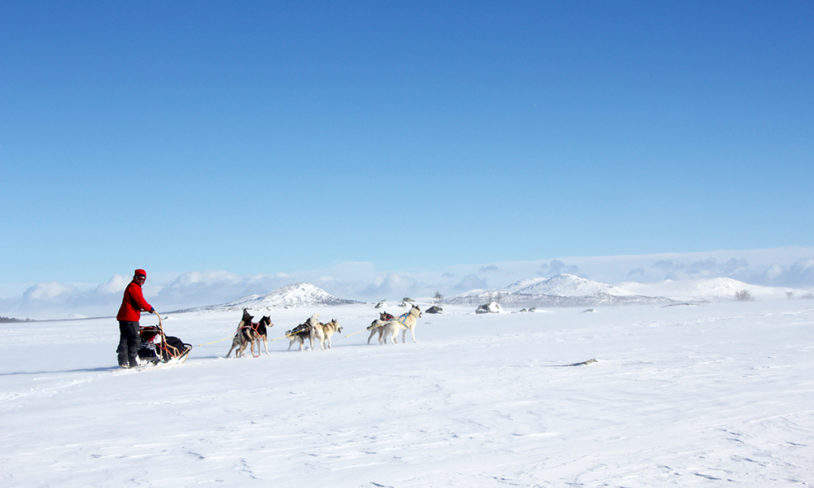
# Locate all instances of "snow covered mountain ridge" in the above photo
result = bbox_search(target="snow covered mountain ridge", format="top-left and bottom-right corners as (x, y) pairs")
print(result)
(450, 273), (809, 308)
(188, 282), (360, 312)
(504, 273), (632, 296)
(190, 275), (810, 313)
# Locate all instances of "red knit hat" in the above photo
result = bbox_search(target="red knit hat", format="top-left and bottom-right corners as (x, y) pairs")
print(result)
(135, 269), (147, 277)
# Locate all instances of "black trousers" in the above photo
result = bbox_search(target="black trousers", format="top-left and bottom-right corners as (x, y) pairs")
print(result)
(117, 321), (141, 367)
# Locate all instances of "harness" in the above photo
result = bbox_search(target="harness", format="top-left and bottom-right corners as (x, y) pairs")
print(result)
(240, 321), (259, 331)
(238, 320), (264, 339)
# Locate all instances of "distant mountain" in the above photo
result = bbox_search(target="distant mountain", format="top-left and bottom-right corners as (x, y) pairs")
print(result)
(504, 273), (632, 296)
(186, 283), (360, 311)
(447, 291), (671, 308)
(618, 277), (804, 300)
(450, 273), (810, 309)
(450, 273), (672, 308)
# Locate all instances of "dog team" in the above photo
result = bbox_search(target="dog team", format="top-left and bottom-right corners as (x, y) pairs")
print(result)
(225, 304), (422, 357)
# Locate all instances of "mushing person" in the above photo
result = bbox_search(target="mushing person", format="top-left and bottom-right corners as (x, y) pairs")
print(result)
(116, 268), (155, 368)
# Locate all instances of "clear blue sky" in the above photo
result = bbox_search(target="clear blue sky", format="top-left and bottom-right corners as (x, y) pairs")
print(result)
(1, 0), (812, 287)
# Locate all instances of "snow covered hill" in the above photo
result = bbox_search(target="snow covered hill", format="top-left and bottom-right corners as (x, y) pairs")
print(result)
(448, 291), (671, 308)
(450, 273), (672, 308)
(188, 282), (360, 311)
(619, 277), (806, 301)
(505, 273), (632, 296)
(450, 273), (811, 308)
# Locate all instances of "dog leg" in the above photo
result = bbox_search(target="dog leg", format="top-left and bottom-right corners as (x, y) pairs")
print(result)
(226, 334), (240, 358)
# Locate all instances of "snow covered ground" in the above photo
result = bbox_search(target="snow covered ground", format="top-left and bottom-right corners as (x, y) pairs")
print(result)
(1, 299), (813, 487)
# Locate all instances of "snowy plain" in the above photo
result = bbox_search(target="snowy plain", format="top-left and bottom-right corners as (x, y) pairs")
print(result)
(1, 297), (813, 487)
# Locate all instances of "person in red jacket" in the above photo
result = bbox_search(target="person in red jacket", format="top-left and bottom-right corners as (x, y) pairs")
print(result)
(116, 268), (155, 368)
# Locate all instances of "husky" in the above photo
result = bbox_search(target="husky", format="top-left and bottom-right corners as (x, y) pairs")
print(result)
(226, 311), (272, 358)
(368, 319), (406, 344)
(226, 309), (253, 358)
(309, 313), (325, 350)
(398, 305), (422, 343)
(369, 305), (422, 344)
(251, 315), (273, 356)
(285, 321), (311, 351)
(367, 311), (395, 344)
(367, 306), (421, 345)
(318, 319), (342, 349)
(367, 319), (385, 344)
(285, 313), (321, 351)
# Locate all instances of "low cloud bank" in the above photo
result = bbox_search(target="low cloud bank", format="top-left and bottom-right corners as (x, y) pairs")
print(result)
(2, 248), (812, 320)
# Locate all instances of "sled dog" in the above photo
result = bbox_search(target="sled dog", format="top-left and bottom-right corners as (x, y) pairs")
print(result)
(398, 305), (422, 343)
(367, 306), (421, 345)
(251, 315), (273, 356)
(318, 319), (342, 349)
(285, 321), (311, 351)
(226, 309), (253, 358)
(377, 318), (406, 344)
(367, 312), (395, 344)
(309, 313), (325, 350)
(226, 310), (272, 358)
(285, 314), (322, 351)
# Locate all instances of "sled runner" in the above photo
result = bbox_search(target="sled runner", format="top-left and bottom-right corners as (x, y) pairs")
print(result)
(137, 312), (192, 366)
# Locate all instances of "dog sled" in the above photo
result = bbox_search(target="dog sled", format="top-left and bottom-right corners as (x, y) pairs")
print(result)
(137, 312), (192, 366)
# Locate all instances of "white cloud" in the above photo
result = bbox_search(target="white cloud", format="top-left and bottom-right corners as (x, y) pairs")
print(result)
(2, 248), (813, 319)
(23, 282), (77, 301)
(95, 275), (129, 294)
(361, 273), (418, 298)
(537, 259), (581, 277)
(168, 270), (242, 287)
(452, 274), (489, 293)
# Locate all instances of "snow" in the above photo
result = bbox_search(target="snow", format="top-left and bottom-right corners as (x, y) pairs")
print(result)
(449, 274), (813, 309)
(476, 301), (503, 314)
(215, 282), (359, 310)
(2, 297), (813, 486)
(504, 274), (630, 297)
(620, 277), (802, 301)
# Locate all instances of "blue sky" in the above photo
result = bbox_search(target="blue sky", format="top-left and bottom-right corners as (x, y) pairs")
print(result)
(1, 1), (813, 294)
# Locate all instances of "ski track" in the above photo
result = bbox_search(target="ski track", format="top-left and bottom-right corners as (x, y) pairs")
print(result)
(0, 301), (813, 486)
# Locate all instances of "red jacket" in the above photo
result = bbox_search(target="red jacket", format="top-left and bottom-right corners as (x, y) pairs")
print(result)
(116, 280), (153, 321)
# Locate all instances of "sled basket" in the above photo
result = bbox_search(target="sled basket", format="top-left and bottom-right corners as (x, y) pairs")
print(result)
(137, 313), (192, 365)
